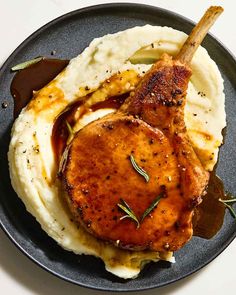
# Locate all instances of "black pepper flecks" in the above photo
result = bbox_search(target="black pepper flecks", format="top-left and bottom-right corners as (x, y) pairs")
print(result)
(165, 100), (174, 107)
(81, 188), (89, 195)
(149, 138), (154, 144)
(33, 146), (40, 153)
(171, 89), (182, 98)
(165, 230), (170, 236)
(197, 91), (206, 97)
(177, 99), (183, 106)
(175, 221), (181, 229)
(102, 123), (114, 130)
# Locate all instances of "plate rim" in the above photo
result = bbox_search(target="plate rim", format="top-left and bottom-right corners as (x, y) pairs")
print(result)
(0, 2), (236, 292)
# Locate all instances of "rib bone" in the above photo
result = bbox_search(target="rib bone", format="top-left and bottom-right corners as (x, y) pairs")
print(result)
(176, 6), (223, 64)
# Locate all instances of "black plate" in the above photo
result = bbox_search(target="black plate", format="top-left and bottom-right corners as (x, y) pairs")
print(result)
(0, 3), (236, 292)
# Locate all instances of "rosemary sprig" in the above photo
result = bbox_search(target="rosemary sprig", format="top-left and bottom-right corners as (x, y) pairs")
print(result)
(65, 120), (74, 144)
(11, 57), (43, 71)
(141, 193), (163, 222)
(130, 154), (149, 182)
(224, 203), (236, 219)
(66, 120), (73, 134)
(219, 198), (236, 203)
(117, 199), (140, 228)
(219, 197), (236, 219)
(118, 193), (164, 228)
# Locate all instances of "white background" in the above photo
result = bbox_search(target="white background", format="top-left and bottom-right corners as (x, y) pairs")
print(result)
(0, 0), (235, 294)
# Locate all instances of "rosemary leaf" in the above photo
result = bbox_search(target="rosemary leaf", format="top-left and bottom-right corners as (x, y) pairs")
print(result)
(117, 199), (140, 228)
(129, 47), (160, 65)
(65, 120), (74, 144)
(225, 203), (236, 219)
(130, 154), (149, 182)
(219, 198), (236, 219)
(141, 193), (163, 222)
(66, 120), (73, 134)
(219, 198), (236, 203)
(11, 57), (43, 71)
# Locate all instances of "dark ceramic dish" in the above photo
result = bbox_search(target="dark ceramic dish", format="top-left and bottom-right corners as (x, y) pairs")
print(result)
(0, 3), (235, 292)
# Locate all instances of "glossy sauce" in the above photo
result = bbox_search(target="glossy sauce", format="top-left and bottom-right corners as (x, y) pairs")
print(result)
(10, 58), (69, 118)
(51, 93), (129, 163)
(193, 172), (226, 239)
(91, 93), (129, 111)
(51, 100), (84, 164)
(10, 58), (227, 240)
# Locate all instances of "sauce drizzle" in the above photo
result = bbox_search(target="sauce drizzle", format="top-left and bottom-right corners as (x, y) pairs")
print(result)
(10, 58), (69, 118)
(193, 172), (226, 239)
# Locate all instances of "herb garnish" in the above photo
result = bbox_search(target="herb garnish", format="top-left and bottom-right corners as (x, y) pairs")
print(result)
(117, 199), (140, 228)
(11, 57), (43, 71)
(219, 197), (236, 219)
(141, 193), (164, 222)
(130, 154), (149, 182)
(65, 120), (74, 144)
(118, 193), (164, 228)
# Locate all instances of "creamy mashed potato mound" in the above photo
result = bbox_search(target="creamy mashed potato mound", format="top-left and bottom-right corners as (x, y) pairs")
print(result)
(8, 25), (226, 279)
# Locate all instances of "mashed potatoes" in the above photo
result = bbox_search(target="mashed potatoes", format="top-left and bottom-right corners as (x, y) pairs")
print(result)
(8, 25), (226, 279)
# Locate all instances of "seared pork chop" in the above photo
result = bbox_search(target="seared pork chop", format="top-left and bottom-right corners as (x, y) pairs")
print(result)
(61, 6), (223, 252)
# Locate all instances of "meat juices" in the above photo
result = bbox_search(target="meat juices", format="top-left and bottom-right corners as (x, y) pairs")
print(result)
(61, 7), (223, 252)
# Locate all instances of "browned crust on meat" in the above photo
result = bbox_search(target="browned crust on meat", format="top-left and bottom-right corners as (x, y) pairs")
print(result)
(122, 54), (191, 133)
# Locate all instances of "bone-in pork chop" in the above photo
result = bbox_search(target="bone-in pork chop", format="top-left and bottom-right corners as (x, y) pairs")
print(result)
(61, 6), (223, 252)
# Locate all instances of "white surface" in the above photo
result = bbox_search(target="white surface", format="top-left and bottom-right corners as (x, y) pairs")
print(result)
(0, 0), (235, 294)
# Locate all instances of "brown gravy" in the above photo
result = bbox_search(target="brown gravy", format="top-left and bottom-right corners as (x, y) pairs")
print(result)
(10, 58), (69, 118)
(51, 94), (129, 163)
(193, 172), (226, 239)
(91, 93), (129, 111)
(51, 100), (84, 164)
(10, 58), (227, 240)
